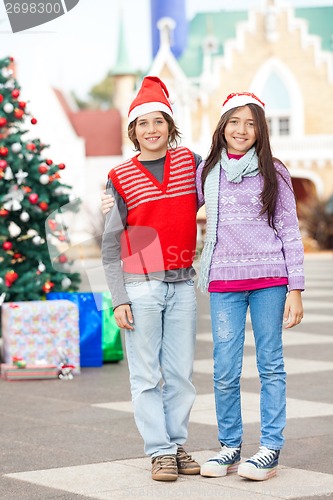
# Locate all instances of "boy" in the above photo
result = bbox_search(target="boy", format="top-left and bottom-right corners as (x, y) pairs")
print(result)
(102, 76), (201, 482)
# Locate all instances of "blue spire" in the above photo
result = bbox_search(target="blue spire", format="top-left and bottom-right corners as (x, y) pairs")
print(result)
(150, 0), (188, 59)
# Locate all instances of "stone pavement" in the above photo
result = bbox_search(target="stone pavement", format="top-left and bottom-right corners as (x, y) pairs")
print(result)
(1, 253), (332, 499)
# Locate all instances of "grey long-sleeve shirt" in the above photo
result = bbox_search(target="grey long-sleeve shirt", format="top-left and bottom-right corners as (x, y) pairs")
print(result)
(102, 152), (202, 309)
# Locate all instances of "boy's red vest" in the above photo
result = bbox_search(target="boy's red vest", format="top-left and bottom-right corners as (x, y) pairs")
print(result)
(109, 147), (197, 274)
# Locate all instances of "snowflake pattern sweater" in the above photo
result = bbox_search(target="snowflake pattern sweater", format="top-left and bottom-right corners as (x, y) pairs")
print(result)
(196, 160), (305, 291)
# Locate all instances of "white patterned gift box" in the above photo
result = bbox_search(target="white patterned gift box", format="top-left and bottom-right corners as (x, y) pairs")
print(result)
(1, 300), (80, 373)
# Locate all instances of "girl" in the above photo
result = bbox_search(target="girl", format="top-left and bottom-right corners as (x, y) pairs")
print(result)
(198, 92), (304, 481)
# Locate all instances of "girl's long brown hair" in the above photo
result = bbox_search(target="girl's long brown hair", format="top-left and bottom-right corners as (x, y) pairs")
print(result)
(128, 112), (181, 151)
(201, 104), (287, 228)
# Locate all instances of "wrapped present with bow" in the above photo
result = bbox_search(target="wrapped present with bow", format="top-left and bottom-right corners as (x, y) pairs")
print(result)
(1, 300), (80, 372)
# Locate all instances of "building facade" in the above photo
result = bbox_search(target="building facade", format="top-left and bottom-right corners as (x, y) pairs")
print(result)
(145, 0), (333, 205)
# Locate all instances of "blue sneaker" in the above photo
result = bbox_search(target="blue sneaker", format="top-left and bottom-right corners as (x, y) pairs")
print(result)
(200, 444), (241, 477)
(238, 446), (280, 481)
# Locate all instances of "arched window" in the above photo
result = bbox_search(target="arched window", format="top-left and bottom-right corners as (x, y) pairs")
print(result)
(262, 72), (291, 137)
(251, 58), (304, 138)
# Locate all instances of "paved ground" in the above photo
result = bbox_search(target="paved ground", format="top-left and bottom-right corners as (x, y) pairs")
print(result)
(1, 253), (333, 499)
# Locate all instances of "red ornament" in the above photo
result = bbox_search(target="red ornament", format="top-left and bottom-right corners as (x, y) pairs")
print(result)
(0, 95), (3, 103)
(31, 118), (37, 125)
(13, 252), (22, 259)
(5, 270), (18, 287)
(26, 143), (36, 151)
(0, 117), (8, 127)
(58, 163), (66, 170)
(39, 201), (49, 211)
(58, 254), (68, 263)
(0, 146), (8, 156)
(0, 208), (9, 216)
(45, 159), (53, 165)
(49, 172), (61, 182)
(22, 186), (32, 193)
(2, 241), (13, 251)
(0, 159), (7, 169)
(42, 280), (54, 293)
(11, 89), (20, 99)
(38, 164), (48, 174)
(14, 109), (24, 119)
(18, 101), (26, 109)
(28, 193), (39, 204)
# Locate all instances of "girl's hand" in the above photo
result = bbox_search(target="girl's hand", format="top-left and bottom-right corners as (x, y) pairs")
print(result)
(101, 190), (115, 215)
(283, 290), (303, 329)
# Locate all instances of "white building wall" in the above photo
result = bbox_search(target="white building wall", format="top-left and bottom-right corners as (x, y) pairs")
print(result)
(17, 67), (86, 198)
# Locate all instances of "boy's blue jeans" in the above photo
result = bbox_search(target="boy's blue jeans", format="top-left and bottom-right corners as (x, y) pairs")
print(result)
(124, 279), (197, 457)
(210, 286), (287, 450)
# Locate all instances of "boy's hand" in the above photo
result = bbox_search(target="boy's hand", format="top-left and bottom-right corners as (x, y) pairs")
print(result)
(101, 190), (115, 215)
(283, 290), (303, 329)
(114, 304), (134, 330)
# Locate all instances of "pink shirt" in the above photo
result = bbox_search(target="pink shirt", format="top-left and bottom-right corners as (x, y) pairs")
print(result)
(208, 277), (288, 293)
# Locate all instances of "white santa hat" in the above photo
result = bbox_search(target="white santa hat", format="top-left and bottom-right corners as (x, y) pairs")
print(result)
(221, 92), (265, 116)
(128, 76), (173, 125)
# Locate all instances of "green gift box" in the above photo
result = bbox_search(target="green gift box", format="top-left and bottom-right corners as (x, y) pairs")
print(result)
(101, 292), (124, 362)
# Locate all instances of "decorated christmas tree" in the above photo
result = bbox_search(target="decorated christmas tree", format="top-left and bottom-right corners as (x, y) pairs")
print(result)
(0, 56), (81, 302)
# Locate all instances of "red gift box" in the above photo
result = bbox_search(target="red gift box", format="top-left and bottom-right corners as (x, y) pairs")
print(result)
(1, 363), (59, 381)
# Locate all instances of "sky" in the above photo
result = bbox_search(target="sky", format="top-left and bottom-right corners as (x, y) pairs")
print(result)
(0, 0), (332, 99)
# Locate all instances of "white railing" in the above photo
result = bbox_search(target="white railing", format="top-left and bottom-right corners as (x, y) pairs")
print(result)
(271, 135), (333, 163)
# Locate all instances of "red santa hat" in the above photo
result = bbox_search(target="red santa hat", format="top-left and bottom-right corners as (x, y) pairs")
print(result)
(128, 76), (173, 125)
(221, 92), (265, 116)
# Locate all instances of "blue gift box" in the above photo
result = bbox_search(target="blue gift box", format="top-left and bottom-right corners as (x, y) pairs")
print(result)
(47, 292), (103, 367)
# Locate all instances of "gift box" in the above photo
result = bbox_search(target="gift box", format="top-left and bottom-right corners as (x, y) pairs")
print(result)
(47, 292), (103, 367)
(1, 363), (59, 381)
(1, 300), (80, 373)
(47, 292), (123, 365)
(101, 292), (123, 363)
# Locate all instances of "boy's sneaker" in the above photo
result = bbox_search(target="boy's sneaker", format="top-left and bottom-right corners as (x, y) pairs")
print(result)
(200, 444), (241, 477)
(151, 454), (178, 481)
(176, 446), (200, 475)
(238, 446), (280, 481)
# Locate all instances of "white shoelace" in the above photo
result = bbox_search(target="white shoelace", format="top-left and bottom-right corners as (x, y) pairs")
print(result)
(248, 446), (277, 466)
(211, 446), (240, 463)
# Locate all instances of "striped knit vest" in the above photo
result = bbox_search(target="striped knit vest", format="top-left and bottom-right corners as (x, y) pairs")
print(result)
(109, 147), (197, 274)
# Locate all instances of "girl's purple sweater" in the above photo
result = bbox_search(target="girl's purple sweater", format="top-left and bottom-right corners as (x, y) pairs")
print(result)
(196, 160), (305, 291)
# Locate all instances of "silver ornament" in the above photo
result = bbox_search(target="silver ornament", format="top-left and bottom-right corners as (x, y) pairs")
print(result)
(32, 235), (42, 245)
(11, 143), (22, 153)
(15, 169), (28, 185)
(20, 211), (30, 222)
(61, 277), (72, 289)
(3, 102), (14, 113)
(39, 174), (49, 185)
(38, 261), (46, 272)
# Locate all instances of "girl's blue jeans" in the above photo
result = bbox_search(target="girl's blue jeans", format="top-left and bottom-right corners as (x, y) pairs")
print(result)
(210, 286), (287, 451)
(124, 279), (197, 457)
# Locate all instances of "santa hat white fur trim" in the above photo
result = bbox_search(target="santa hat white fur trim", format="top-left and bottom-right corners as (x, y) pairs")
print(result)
(221, 94), (265, 116)
(128, 102), (173, 125)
